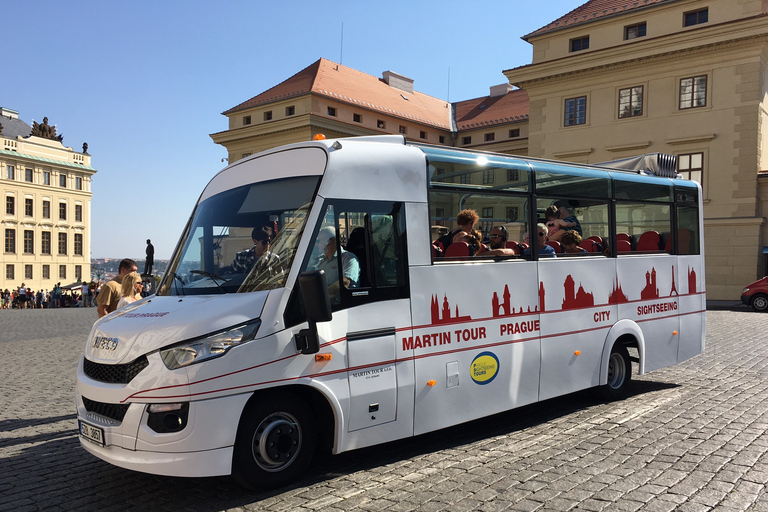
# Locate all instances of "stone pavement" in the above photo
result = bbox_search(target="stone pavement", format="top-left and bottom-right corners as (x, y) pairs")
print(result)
(1, 307), (768, 511)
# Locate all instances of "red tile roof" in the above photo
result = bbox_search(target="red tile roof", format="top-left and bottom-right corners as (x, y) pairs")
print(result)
(524, 0), (675, 39)
(454, 89), (529, 130)
(224, 58), (453, 129)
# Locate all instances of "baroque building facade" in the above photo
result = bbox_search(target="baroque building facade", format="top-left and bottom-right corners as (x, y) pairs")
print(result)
(211, 0), (768, 300)
(1, 108), (96, 292)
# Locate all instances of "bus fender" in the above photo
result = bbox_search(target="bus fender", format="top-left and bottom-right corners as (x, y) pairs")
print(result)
(600, 319), (645, 385)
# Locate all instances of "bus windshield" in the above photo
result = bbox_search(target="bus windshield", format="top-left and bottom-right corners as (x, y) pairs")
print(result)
(158, 176), (320, 296)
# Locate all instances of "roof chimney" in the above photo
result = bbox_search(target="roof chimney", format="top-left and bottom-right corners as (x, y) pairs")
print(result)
(382, 71), (414, 94)
(490, 84), (513, 97)
(0, 108), (19, 119)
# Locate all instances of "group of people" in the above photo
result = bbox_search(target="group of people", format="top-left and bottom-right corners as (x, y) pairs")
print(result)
(437, 204), (585, 259)
(0, 283), (90, 309)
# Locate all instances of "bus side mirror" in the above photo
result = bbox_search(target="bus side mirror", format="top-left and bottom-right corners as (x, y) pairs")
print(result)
(295, 270), (332, 354)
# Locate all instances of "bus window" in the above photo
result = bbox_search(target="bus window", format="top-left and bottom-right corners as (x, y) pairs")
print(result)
(533, 163), (611, 199)
(537, 198), (608, 255)
(429, 190), (529, 259)
(615, 202), (672, 253)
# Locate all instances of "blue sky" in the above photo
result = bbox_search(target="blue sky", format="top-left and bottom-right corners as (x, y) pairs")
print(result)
(5, 0), (584, 259)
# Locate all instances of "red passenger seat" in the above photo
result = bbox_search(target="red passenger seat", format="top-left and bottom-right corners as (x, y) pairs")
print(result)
(444, 241), (470, 257)
(546, 241), (563, 253)
(617, 239), (633, 253)
(636, 231), (661, 252)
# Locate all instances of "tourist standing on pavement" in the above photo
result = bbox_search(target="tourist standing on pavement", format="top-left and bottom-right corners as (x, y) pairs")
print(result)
(97, 259), (138, 317)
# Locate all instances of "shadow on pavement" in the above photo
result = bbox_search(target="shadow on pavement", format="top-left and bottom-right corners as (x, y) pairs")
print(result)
(0, 379), (679, 511)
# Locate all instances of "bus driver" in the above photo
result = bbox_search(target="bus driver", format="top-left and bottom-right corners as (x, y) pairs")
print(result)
(313, 226), (360, 298)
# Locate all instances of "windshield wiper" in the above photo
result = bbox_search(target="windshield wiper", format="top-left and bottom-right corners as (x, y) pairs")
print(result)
(169, 271), (185, 296)
(189, 270), (227, 292)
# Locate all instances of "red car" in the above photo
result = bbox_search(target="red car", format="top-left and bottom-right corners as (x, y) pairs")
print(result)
(741, 277), (768, 312)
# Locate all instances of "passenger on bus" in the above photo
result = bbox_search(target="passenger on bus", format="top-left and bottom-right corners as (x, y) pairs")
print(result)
(545, 205), (579, 241)
(314, 226), (360, 298)
(553, 202), (583, 237)
(435, 209), (479, 252)
(477, 225), (516, 257)
(561, 230), (588, 254)
(523, 223), (557, 257)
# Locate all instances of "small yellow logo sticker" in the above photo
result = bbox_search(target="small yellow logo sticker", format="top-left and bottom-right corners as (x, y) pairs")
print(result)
(471, 352), (499, 385)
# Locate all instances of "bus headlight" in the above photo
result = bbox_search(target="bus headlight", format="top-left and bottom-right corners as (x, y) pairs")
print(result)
(160, 320), (261, 370)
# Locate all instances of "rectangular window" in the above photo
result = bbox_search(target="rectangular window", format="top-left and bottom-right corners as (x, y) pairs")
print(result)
(25, 198), (33, 217)
(353, 113), (362, 123)
(327, 107), (336, 117)
(625, 22), (646, 40)
(684, 8), (708, 27)
(420, 131), (427, 139)
(74, 233), (83, 255)
(679, 75), (707, 109)
(506, 206), (519, 221)
(618, 86), (644, 118)
(59, 265), (66, 279)
(75, 265), (82, 281)
(570, 36), (590, 52)
(75, 177), (83, 190)
(462, 136), (472, 145)
(678, 152), (703, 186)
(377, 120), (386, 129)
(5, 229), (15, 253)
(485, 133), (495, 142)
(399, 125), (407, 135)
(482, 169), (495, 184)
(59, 203), (67, 220)
(43, 171), (50, 185)
(6, 264), (14, 280)
(6, 196), (14, 215)
(58, 232), (67, 255)
(507, 169), (520, 182)
(509, 129), (520, 138)
(75, 204), (83, 222)
(243, 115), (251, 125)
(25, 264), (33, 280)
(285, 106), (295, 116)
(263, 111), (272, 121)
(564, 96), (587, 126)
(481, 207), (494, 233)
(5, 165), (14, 180)
(43, 200), (50, 219)
(41, 232), (51, 254)
(25, 168), (33, 182)
(439, 135), (445, 144)
(59, 174), (67, 187)
(42, 264), (50, 279)
(24, 230), (33, 254)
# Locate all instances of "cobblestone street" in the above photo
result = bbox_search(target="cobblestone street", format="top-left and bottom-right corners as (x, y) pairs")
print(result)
(1, 307), (768, 511)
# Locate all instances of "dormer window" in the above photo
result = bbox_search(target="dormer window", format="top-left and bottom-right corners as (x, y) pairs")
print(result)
(327, 107), (336, 117)
(263, 111), (272, 121)
(570, 36), (589, 52)
(243, 116), (251, 126)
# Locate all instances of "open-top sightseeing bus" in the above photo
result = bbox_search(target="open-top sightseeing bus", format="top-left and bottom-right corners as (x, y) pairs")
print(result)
(76, 135), (704, 488)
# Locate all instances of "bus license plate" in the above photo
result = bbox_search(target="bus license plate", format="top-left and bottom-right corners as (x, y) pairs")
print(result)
(79, 420), (104, 446)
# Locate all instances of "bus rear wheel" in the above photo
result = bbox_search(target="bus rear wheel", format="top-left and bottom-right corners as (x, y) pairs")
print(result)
(600, 343), (631, 401)
(232, 392), (317, 489)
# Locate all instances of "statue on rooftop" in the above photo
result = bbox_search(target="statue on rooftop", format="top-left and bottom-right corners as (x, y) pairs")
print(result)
(82, 142), (88, 154)
(31, 116), (64, 142)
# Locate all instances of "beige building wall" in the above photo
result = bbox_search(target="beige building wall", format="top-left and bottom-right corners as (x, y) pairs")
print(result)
(1, 113), (95, 294)
(507, 0), (768, 299)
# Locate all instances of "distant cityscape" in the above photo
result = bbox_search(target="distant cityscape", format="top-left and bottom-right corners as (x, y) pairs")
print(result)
(91, 259), (168, 280)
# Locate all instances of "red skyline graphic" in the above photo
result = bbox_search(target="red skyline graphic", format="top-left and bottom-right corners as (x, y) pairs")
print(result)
(431, 295), (472, 324)
(562, 275), (595, 310)
(429, 264), (694, 324)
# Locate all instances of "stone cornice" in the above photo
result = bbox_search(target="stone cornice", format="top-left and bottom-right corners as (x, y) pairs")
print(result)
(666, 134), (716, 145)
(606, 141), (651, 152)
(553, 148), (593, 158)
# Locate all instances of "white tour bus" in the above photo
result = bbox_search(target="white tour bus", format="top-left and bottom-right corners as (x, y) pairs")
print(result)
(76, 135), (705, 488)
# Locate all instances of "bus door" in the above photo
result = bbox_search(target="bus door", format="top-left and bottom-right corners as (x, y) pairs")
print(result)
(301, 200), (412, 433)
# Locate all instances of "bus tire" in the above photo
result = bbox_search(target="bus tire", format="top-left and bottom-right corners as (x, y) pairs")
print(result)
(750, 294), (768, 313)
(231, 392), (317, 489)
(599, 343), (631, 401)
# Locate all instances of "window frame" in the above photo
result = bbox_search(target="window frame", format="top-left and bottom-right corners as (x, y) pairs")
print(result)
(74, 233), (83, 255)
(6, 196), (14, 215)
(25, 198), (33, 217)
(5, 229), (15, 253)
(58, 232), (67, 255)
(564, 96), (587, 127)
(624, 22), (647, 40)
(41, 231), (51, 255)
(679, 75), (708, 110)
(59, 203), (67, 221)
(618, 85), (644, 119)
(23, 230), (33, 254)
(684, 8), (708, 27)
(570, 36), (590, 52)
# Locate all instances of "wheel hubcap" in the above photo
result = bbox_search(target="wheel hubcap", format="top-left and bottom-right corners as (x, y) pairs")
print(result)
(251, 412), (301, 472)
(607, 352), (626, 389)
(754, 297), (768, 310)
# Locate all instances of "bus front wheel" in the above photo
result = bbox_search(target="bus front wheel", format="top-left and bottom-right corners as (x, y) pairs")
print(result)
(232, 392), (317, 489)
(600, 343), (631, 401)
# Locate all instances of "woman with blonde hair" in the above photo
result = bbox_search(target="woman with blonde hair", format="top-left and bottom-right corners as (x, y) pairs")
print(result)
(117, 272), (143, 310)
